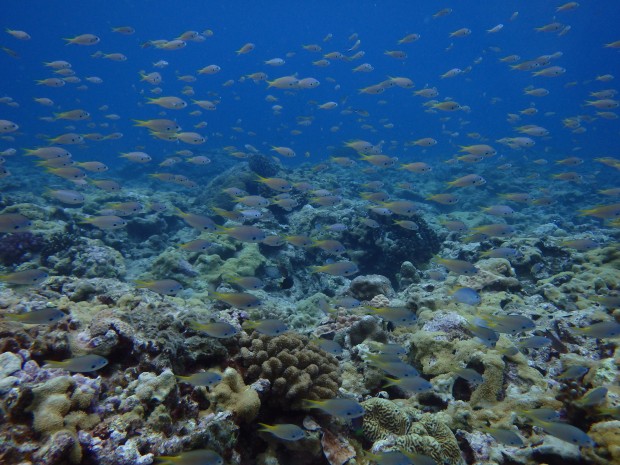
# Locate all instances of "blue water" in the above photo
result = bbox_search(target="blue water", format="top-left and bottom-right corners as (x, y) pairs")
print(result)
(1, 0), (619, 174)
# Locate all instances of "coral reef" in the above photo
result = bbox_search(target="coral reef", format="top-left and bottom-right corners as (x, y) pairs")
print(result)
(349, 274), (395, 300)
(208, 367), (261, 423)
(0, 231), (44, 266)
(361, 397), (463, 465)
(236, 331), (342, 410)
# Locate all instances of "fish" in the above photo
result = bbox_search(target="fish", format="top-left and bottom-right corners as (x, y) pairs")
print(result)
(579, 203), (620, 219)
(466, 321), (499, 347)
(90, 179), (121, 192)
(367, 359), (419, 378)
(154, 449), (223, 465)
(447, 174), (487, 188)
(210, 291), (261, 309)
(332, 297), (361, 309)
(303, 398), (365, 419)
(120, 152), (152, 163)
(451, 287), (481, 306)
(234, 195), (270, 207)
(189, 321), (238, 338)
(517, 336), (552, 349)
(258, 423), (305, 441)
(394, 220), (418, 231)
(236, 42), (255, 54)
(135, 279), (183, 296)
(147, 96), (187, 109)
(532, 420), (594, 447)
(384, 375), (433, 393)
(365, 306), (417, 325)
(372, 343), (407, 356)
(481, 248), (522, 260)
(45, 354), (108, 372)
(256, 176), (292, 192)
(572, 321), (620, 338)
(363, 450), (413, 465)
(312, 239), (346, 254)
(0, 269), (49, 286)
(242, 318), (288, 336)
(0, 213), (32, 232)
(561, 239), (599, 251)
(473, 224), (515, 237)
(133, 118), (179, 133)
(590, 295), (620, 309)
(227, 276), (264, 290)
(216, 225), (266, 243)
(313, 338), (343, 355)
(557, 365), (589, 380)
(481, 427), (524, 447)
(454, 368), (484, 383)
(6, 29), (30, 40)
(434, 257), (478, 275)
(574, 387), (608, 407)
(482, 205), (515, 216)
(309, 261), (359, 276)
(80, 216), (127, 230)
(475, 314), (536, 335)
(520, 408), (561, 422)
(175, 208), (216, 231)
(64, 34), (100, 45)
(111, 26), (135, 34)
(175, 371), (222, 387)
(449, 28), (471, 38)
(2, 307), (66, 324)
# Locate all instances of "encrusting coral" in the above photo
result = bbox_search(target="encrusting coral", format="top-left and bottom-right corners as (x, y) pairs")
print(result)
(236, 331), (342, 410)
(25, 375), (100, 464)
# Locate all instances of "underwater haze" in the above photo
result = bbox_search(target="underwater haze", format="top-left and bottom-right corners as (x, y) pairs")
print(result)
(0, 1), (619, 465)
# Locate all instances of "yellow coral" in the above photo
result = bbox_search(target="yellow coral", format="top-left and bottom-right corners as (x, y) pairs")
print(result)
(209, 367), (261, 423)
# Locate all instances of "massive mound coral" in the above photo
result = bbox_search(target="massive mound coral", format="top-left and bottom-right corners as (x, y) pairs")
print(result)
(361, 397), (463, 465)
(236, 331), (341, 410)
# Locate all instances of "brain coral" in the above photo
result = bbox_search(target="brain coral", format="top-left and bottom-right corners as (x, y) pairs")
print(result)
(361, 398), (462, 465)
(236, 331), (341, 410)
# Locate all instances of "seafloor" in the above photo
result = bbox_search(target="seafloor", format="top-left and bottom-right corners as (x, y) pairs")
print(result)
(0, 149), (619, 465)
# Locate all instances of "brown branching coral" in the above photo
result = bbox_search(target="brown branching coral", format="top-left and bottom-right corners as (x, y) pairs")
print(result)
(236, 331), (342, 409)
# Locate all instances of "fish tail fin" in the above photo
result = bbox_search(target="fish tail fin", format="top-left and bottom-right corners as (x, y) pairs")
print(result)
(302, 399), (320, 409)
(187, 321), (204, 331)
(43, 360), (64, 367)
(383, 376), (398, 388)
